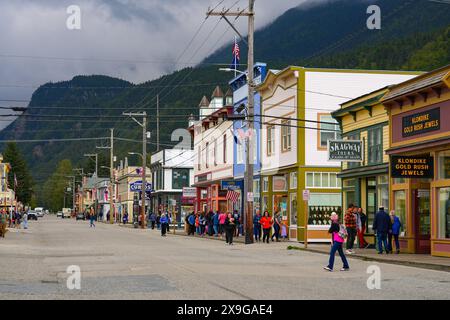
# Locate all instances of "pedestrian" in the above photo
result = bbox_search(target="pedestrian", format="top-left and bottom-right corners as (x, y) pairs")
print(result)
(324, 212), (350, 272)
(388, 210), (402, 254)
(206, 211), (214, 236)
(213, 211), (220, 237)
(187, 212), (195, 235)
(22, 210), (28, 229)
(89, 207), (96, 228)
(281, 221), (288, 241)
(344, 204), (357, 254)
(357, 207), (369, 248)
(15, 211), (21, 229)
(0, 209), (7, 238)
(271, 211), (282, 242)
(233, 210), (240, 237)
(123, 212), (128, 225)
(224, 212), (236, 245)
(156, 214), (161, 230)
(260, 211), (273, 244)
(160, 213), (169, 236)
(219, 212), (226, 237)
(253, 210), (262, 242)
(373, 206), (391, 254)
(149, 212), (156, 229)
(195, 213), (200, 235)
(199, 213), (206, 236)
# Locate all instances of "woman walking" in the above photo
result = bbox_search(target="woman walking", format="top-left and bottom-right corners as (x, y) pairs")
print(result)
(324, 212), (350, 272)
(260, 211), (273, 244)
(388, 210), (402, 254)
(89, 207), (96, 228)
(224, 212), (236, 245)
(271, 212), (282, 242)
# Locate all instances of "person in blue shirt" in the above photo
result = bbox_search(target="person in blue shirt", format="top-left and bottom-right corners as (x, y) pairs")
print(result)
(373, 207), (391, 254)
(187, 212), (196, 236)
(213, 211), (220, 237)
(160, 213), (169, 236)
(388, 210), (402, 254)
(253, 210), (262, 242)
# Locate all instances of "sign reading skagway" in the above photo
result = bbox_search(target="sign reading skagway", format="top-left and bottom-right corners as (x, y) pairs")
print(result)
(328, 140), (363, 162)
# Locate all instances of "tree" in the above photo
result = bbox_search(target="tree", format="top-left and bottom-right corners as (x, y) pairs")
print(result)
(2, 142), (34, 205)
(42, 159), (73, 212)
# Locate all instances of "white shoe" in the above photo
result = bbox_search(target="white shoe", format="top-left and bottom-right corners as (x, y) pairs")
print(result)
(345, 250), (352, 254)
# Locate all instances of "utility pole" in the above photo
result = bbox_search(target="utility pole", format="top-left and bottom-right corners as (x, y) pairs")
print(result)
(96, 129), (114, 224)
(157, 94), (160, 152)
(123, 112), (148, 229)
(207, 0), (255, 244)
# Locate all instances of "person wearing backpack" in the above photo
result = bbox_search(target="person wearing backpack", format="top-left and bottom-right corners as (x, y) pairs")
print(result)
(324, 212), (350, 272)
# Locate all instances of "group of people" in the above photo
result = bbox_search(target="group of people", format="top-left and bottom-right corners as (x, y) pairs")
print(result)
(324, 205), (403, 272)
(0, 209), (29, 238)
(184, 209), (288, 245)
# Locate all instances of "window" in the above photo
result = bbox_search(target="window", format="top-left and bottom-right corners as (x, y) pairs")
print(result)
(394, 190), (406, 235)
(368, 127), (382, 164)
(290, 172), (297, 189)
(205, 142), (209, 168)
(377, 175), (389, 210)
(306, 172), (340, 188)
(172, 169), (189, 189)
(318, 114), (340, 149)
(438, 188), (450, 239)
(263, 177), (269, 192)
(213, 139), (217, 166)
(281, 120), (291, 151)
(273, 175), (288, 192)
(438, 150), (450, 179)
(267, 125), (275, 156)
(290, 193), (297, 226)
(197, 146), (201, 170)
(223, 135), (227, 164)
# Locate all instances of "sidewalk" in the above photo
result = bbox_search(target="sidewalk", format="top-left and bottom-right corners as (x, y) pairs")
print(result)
(287, 243), (450, 272)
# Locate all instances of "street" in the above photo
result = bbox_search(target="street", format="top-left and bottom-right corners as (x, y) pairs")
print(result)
(0, 215), (449, 300)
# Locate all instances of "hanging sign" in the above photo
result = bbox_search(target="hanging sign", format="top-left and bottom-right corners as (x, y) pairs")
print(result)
(328, 140), (363, 162)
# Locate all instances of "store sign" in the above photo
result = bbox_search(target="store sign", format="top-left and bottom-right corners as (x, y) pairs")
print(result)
(391, 155), (434, 179)
(273, 176), (287, 191)
(302, 190), (310, 201)
(182, 187), (196, 198)
(328, 140), (363, 162)
(247, 192), (254, 202)
(402, 107), (440, 138)
(221, 180), (243, 191)
(129, 181), (152, 192)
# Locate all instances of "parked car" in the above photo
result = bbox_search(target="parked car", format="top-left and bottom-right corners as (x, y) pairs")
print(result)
(28, 211), (38, 221)
(36, 211), (44, 218)
(56, 211), (63, 218)
(76, 212), (86, 221)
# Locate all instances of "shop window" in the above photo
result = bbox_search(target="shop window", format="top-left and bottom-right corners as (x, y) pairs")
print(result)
(368, 127), (382, 164)
(262, 196), (269, 212)
(290, 172), (297, 189)
(172, 169), (189, 190)
(306, 172), (341, 189)
(273, 195), (288, 220)
(290, 193), (297, 226)
(438, 188), (450, 239)
(377, 175), (389, 210)
(394, 190), (406, 235)
(318, 114), (340, 150)
(308, 194), (342, 226)
(438, 150), (450, 179)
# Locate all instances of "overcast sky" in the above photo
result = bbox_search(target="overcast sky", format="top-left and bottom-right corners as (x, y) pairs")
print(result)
(0, 0), (314, 105)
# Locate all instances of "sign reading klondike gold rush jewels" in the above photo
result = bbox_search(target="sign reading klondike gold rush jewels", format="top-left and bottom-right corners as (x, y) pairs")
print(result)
(402, 107), (440, 138)
(391, 155), (434, 179)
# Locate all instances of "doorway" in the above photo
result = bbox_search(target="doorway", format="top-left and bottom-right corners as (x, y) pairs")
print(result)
(367, 178), (377, 233)
(413, 189), (431, 254)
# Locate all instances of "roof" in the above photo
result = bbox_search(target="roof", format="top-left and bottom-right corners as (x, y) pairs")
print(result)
(332, 87), (389, 119)
(383, 64), (450, 102)
(198, 95), (209, 108)
(225, 88), (233, 98)
(211, 86), (224, 98)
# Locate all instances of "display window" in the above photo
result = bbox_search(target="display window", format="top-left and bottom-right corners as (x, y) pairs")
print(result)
(394, 190), (406, 235)
(438, 188), (450, 239)
(307, 193), (341, 226)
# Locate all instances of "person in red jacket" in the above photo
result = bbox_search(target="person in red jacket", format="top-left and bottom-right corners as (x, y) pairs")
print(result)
(260, 211), (273, 244)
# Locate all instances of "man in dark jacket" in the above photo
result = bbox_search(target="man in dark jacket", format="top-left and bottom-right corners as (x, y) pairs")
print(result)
(373, 206), (391, 254)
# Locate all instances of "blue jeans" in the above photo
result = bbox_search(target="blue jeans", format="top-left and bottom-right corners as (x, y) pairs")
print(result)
(327, 241), (349, 270)
(376, 232), (388, 253)
(213, 224), (219, 236)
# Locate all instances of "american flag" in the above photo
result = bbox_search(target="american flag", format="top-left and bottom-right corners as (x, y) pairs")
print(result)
(230, 37), (240, 70)
(226, 190), (240, 203)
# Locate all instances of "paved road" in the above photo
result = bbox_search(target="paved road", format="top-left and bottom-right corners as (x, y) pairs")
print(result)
(0, 215), (449, 300)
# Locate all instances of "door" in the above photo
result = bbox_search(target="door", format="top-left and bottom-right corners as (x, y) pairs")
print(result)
(413, 189), (431, 254)
(367, 187), (377, 233)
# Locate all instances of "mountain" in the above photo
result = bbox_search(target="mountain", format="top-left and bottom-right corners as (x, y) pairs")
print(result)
(1, 0), (449, 205)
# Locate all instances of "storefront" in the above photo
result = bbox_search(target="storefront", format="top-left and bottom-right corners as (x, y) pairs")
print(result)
(383, 64), (450, 257)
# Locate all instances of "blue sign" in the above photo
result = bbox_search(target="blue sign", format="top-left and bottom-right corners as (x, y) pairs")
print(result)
(221, 180), (243, 191)
(129, 181), (152, 192)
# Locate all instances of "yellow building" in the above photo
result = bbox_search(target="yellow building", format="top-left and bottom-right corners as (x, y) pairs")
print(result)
(382, 64), (450, 257)
(0, 155), (16, 209)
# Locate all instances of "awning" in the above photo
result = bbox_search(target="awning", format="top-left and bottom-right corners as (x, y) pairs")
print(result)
(386, 137), (450, 155)
(338, 164), (388, 179)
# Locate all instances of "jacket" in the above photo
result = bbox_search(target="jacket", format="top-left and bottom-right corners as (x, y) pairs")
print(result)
(260, 216), (273, 229)
(344, 209), (356, 229)
(160, 216), (169, 224)
(391, 216), (402, 235)
(188, 214), (195, 226)
(213, 213), (219, 225)
(253, 214), (261, 226)
(373, 210), (391, 234)
(328, 222), (344, 243)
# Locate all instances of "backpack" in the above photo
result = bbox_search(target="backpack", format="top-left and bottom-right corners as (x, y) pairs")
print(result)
(338, 224), (348, 239)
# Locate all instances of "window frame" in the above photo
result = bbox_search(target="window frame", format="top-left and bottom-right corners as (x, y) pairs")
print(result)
(317, 113), (340, 151)
(368, 126), (383, 165)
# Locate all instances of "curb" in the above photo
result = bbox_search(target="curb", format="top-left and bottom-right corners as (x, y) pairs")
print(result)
(287, 246), (450, 272)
